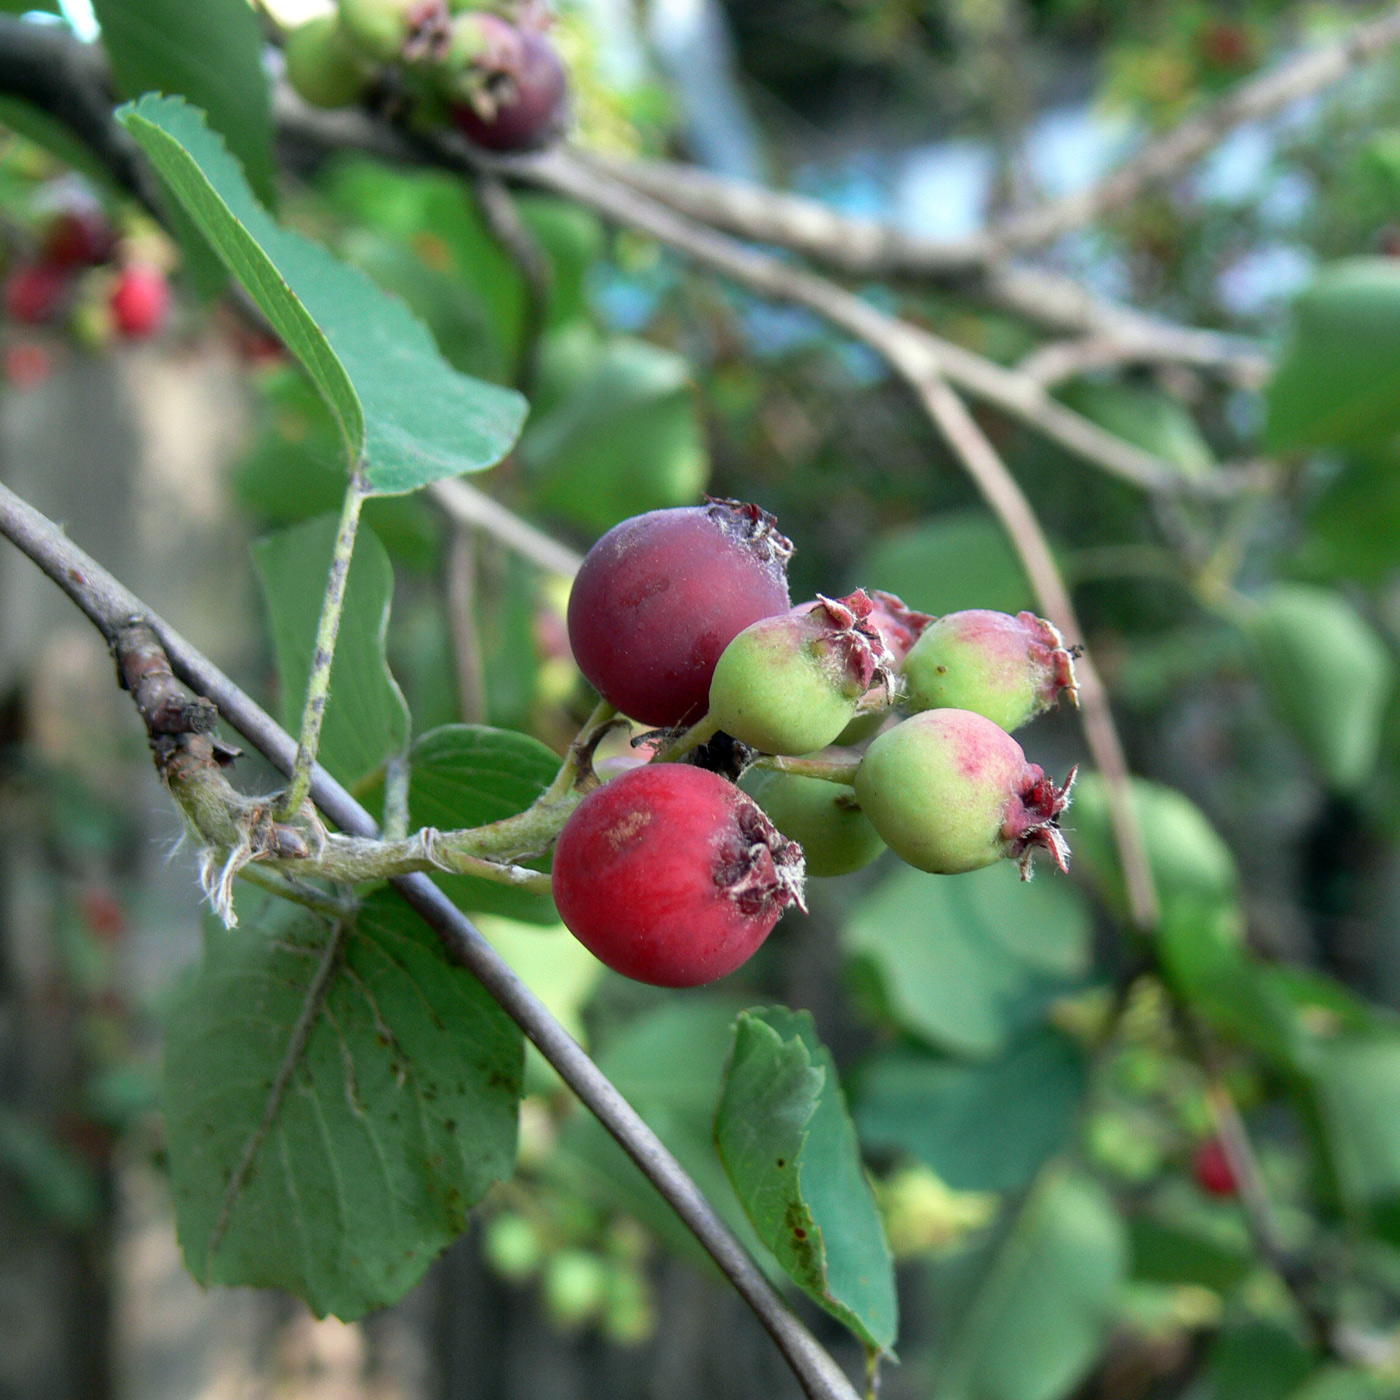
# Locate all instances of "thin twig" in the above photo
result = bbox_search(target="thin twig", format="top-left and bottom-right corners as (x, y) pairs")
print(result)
(908, 374), (1159, 930)
(0, 480), (861, 1400)
(208, 917), (351, 1259)
(447, 525), (488, 724)
(429, 477), (583, 577)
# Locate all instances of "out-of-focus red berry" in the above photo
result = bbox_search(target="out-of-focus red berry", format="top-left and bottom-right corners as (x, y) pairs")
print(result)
(41, 209), (116, 270)
(3, 342), (54, 389)
(5, 261), (68, 325)
(1193, 1138), (1238, 1197)
(109, 265), (170, 339)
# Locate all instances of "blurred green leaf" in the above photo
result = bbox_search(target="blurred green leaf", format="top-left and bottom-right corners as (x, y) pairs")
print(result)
(1203, 1320), (1315, 1400)
(401, 724), (560, 924)
(933, 1170), (1128, 1400)
(0, 96), (122, 192)
(1060, 381), (1215, 480)
(473, 916), (604, 1093)
(165, 890), (522, 1320)
(1267, 259), (1400, 451)
(118, 96), (526, 494)
(1245, 584), (1394, 793)
(1128, 1208), (1253, 1293)
(253, 516), (410, 790)
(1288, 1368), (1394, 1400)
(1068, 774), (1239, 926)
(845, 863), (1091, 1058)
(555, 997), (774, 1272)
(522, 337), (709, 533)
(716, 1007), (897, 1354)
(856, 1028), (1087, 1192)
(0, 1108), (99, 1230)
(1310, 1034), (1400, 1245)
(1299, 450), (1400, 585)
(94, 0), (274, 203)
(516, 194), (606, 328)
(857, 511), (1033, 616)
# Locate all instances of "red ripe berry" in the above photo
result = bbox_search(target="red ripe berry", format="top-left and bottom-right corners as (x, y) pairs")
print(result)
(552, 765), (805, 987)
(41, 209), (116, 270)
(566, 501), (793, 728)
(109, 265), (170, 339)
(449, 22), (569, 152)
(1193, 1138), (1238, 1197)
(4, 261), (68, 325)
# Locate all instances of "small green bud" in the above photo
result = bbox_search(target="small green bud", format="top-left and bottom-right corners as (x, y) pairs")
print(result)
(483, 1212), (543, 1282)
(543, 1249), (608, 1328)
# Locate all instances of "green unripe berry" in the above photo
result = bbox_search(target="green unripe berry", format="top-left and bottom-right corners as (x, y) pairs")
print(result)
(338, 0), (442, 62)
(854, 709), (1073, 875)
(483, 1212), (543, 1282)
(741, 767), (885, 876)
(708, 591), (893, 756)
(284, 17), (373, 109)
(602, 1264), (655, 1346)
(543, 1248), (608, 1328)
(902, 609), (1078, 732)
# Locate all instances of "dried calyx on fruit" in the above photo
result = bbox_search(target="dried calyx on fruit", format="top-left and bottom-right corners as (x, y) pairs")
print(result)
(854, 708), (1075, 876)
(566, 500), (793, 728)
(867, 589), (934, 666)
(338, 0), (450, 62)
(903, 609), (1078, 733)
(552, 765), (805, 987)
(442, 10), (568, 151)
(707, 590), (896, 756)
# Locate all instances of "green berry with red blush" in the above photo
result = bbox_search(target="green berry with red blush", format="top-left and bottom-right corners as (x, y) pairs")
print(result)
(902, 609), (1078, 733)
(708, 590), (895, 756)
(740, 767), (885, 877)
(853, 708), (1074, 875)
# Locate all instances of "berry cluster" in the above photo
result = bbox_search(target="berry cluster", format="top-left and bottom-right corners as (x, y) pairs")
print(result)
(553, 501), (1080, 987)
(3, 195), (169, 345)
(284, 0), (568, 153)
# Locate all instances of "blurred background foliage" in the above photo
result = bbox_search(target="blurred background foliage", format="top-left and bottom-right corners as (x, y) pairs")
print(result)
(11, 0), (1400, 1397)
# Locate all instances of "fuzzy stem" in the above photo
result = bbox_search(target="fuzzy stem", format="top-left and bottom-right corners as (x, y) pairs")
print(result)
(541, 698), (618, 804)
(276, 470), (368, 821)
(753, 754), (861, 785)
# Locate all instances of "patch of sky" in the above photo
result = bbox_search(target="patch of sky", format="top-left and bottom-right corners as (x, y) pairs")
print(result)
(1217, 242), (1314, 320)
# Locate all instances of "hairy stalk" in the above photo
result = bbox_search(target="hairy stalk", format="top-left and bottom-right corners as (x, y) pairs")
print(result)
(754, 754), (862, 785)
(236, 864), (359, 921)
(382, 751), (412, 843)
(657, 713), (721, 763)
(540, 697), (620, 804)
(278, 469), (368, 820)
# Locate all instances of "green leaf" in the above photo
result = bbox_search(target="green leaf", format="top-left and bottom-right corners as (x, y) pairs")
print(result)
(1059, 381), (1215, 480)
(1309, 1034), (1400, 1244)
(554, 997), (773, 1271)
(845, 862), (1091, 1058)
(0, 1), (60, 12)
(856, 1029), (1087, 1192)
(93, 0), (274, 204)
(403, 724), (561, 924)
(516, 195), (605, 328)
(1128, 1207), (1253, 1293)
(164, 889), (523, 1319)
(234, 369), (444, 569)
(857, 510), (1033, 617)
(1267, 259), (1400, 451)
(1288, 1367), (1394, 1400)
(521, 336), (710, 533)
(1245, 584), (1394, 793)
(117, 95), (526, 493)
(0, 1107), (100, 1229)
(1203, 1320), (1316, 1400)
(716, 1007), (898, 1354)
(1298, 450), (1400, 585)
(1068, 774), (1240, 926)
(934, 1171), (1128, 1400)
(253, 516), (410, 790)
